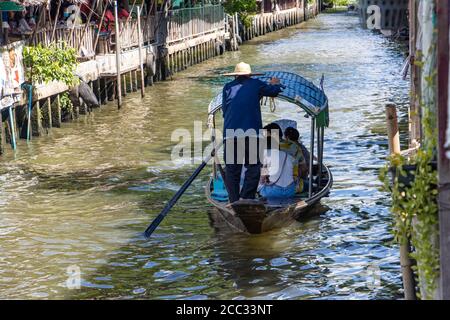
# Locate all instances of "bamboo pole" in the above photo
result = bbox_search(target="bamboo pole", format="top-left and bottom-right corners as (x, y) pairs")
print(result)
(93, 2), (108, 52)
(385, 103), (417, 300)
(69, 5), (81, 44)
(137, 5), (145, 97)
(51, 0), (62, 42)
(77, 0), (98, 52)
(386, 104), (401, 155)
(31, 5), (45, 43)
(114, 0), (122, 108)
(119, 0), (137, 38)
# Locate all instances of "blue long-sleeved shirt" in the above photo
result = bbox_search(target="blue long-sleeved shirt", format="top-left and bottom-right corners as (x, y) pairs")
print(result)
(222, 77), (282, 137)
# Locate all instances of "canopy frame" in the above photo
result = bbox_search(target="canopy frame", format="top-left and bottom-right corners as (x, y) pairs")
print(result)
(207, 71), (330, 199)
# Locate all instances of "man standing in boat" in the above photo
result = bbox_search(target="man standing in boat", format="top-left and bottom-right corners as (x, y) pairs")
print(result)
(222, 62), (282, 203)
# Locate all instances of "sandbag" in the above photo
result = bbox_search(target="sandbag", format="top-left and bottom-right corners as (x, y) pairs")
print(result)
(78, 80), (100, 108)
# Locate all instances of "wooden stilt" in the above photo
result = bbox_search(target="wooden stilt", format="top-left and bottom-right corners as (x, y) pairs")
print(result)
(40, 97), (53, 129)
(168, 53), (172, 75)
(195, 47), (198, 64)
(385, 103), (417, 300)
(132, 70), (137, 92)
(8, 107), (17, 150)
(0, 111), (5, 155)
(203, 43), (206, 61)
(102, 78), (109, 103)
(174, 52), (178, 73)
(137, 5), (145, 97)
(203, 44), (206, 60)
(31, 100), (44, 137)
(114, 0), (122, 108)
(179, 51), (183, 72)
(180, 50), (185, 69)
(52, 94), (62, 128)
(96, 79), (101, 104)
(128, 71), (133, 92)
(122, 72), (127, 96)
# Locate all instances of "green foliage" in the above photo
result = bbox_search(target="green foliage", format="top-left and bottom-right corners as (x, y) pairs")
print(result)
(23, 42), (78, 86)
(379, 48), (439, 299)
(323, 0), (355, 6)
(59, 92), (73, 113)
(223, 0), (258, 28)
(333, 0), (352, 6)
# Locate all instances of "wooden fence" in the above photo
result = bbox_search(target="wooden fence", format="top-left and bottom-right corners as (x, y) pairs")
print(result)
(30, 5), (226, 55)
(167, 5), (225, 43)
(32, 24), (96, 59)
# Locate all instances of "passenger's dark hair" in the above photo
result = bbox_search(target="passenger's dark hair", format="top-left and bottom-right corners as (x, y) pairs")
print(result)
(285, 127), (300, 141)
(263, 123), (283, 139)
(263, 123), (282, 150)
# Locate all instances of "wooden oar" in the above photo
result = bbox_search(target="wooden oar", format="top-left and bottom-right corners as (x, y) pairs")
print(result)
(144, 143), (222, 238)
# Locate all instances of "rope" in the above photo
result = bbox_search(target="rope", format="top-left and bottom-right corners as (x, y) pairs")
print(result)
(269, 97), (276, 112)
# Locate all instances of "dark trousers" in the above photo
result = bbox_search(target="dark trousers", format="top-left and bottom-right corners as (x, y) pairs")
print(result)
(224, 136), (261, 203)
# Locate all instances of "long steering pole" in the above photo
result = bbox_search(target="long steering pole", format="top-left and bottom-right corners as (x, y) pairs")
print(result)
(144, 142), (222, 238)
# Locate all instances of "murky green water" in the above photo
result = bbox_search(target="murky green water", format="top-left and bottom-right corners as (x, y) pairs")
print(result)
(0, 13), (409, 299)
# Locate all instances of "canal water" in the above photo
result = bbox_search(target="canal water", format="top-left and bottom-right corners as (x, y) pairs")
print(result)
(0, 12), (409, 299)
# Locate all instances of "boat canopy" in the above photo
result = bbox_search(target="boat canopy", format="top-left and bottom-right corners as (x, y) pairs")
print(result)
(208, 71), (329, 128)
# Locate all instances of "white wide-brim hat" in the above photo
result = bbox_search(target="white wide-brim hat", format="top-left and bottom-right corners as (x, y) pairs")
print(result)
(223, 62), (265, 76)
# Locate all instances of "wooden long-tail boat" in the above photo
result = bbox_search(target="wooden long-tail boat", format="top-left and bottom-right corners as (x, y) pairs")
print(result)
(205, 71), (333, 234)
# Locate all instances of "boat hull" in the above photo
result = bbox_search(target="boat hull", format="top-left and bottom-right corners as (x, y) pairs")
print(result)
(206, 165), (333, 234)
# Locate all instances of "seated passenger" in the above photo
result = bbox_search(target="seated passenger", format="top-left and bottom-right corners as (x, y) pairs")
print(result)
(258, 124), (296, 199)
(281, 127), (308, 192)
(284, 127), (312, 192)
(239, 123), (283, 189)
(262, 122), (283, 143)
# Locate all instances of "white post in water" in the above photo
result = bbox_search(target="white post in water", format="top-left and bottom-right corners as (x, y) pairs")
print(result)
(137, 5), (145, 98)
(114, 0), (122, 108)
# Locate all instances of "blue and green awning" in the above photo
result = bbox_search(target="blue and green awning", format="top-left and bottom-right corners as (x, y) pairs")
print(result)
(208, 71), (329, 128)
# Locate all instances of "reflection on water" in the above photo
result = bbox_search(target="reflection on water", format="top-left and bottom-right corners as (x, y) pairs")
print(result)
(0, 13), (408, 299)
